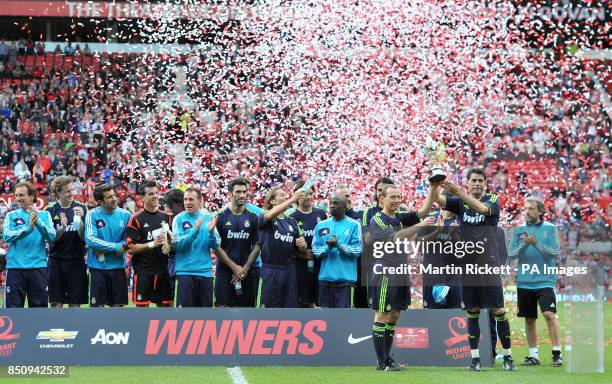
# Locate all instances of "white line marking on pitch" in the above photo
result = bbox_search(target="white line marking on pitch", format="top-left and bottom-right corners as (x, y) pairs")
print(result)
(227, 366), (249, 384)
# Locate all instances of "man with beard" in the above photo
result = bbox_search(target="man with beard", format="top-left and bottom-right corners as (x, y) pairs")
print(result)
(436, 168), (516, 372)
(215, 177), (261, 307)
(508, 197), (562, 367)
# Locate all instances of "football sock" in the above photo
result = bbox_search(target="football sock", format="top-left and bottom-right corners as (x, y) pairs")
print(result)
(467, 311), (481, 349)
(489, 312), (498, 353)
(373, 322), (386, 364)
(384, 323), (396, 360)
(494, 311), (512, 350)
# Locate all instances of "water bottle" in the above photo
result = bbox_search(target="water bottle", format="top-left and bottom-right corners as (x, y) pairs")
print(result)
(300, 178), (315, 194)
(307, 259), (314, 273)
(73, 214), (82, 230)
(234, 281), (243, 296)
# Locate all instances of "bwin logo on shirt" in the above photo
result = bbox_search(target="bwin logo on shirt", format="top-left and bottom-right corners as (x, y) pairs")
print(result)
(274, 231), (294, 243)
(227, 230), (250, 239)
(302, 229), (315, 238)
(463, 212), (485, 224)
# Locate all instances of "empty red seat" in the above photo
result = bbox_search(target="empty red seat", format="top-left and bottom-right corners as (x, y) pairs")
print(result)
(53, 56), (63, 68)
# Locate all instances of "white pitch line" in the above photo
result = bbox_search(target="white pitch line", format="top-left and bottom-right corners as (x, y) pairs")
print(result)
(227, 366), (249, 384)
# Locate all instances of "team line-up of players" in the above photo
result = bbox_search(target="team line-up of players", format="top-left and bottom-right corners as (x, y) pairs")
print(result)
(3, 170), (561, 311)
(3, 168), (565, 371)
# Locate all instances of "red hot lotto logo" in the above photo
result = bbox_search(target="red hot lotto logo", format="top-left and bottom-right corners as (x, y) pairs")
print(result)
(145, 320), (327, 355)
(0, 316), (20, 357)
(444, 316), (470, 360)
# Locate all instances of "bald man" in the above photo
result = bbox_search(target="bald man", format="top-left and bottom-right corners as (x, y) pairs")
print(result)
(312, 194), (362, 308)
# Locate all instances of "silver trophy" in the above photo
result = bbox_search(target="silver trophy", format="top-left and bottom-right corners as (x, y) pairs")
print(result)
(428, 166), (447, 183)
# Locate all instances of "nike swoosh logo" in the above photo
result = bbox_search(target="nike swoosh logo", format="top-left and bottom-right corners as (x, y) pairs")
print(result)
(347, 333), (372, 344)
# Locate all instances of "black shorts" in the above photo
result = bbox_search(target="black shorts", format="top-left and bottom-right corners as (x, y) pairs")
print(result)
(176, 275), (213, 307)
(260, 264), (298, 308)
(353, 258), (369, 308)
(133, 271), (173, 306)
(369, 275), (411, 312)
(89, 268), (128, 306)
(296, 264), (317, 307)
(214, 269), (257, 307)
(167, 259), (176, 301)
(5, 268), (48, 308)
(517, 287), (557, 318)
(462, 284), (504, 309)
(423, 285), (462, 309)
(48, 258), (88, 305)
(251, 266), (261, 307)
(318, 281), (353, 308)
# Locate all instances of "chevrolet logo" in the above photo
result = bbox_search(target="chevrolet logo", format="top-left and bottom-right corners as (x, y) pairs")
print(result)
(37, 329), (78, 342)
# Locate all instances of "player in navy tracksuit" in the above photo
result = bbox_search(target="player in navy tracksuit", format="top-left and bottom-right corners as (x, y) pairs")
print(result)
(46, 175), (88, 307)
(85, 184), (131, 307)
(215, 177), (261, 307)
(436, 168), (516, 372)
(286, 180), (327, 308)
(369, 184), (436, 371)
(312, 193), (362, 308)
(418, 208), (462, 309)
(361, 178), (397, 308)
(163, 188), (184, 302)
(3, 182), (56, 307)
(258, 187), (307, 308)
(244, 179), (265, 303)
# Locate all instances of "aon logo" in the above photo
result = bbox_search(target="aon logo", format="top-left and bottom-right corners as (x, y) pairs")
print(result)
(91, 329), (130, 345)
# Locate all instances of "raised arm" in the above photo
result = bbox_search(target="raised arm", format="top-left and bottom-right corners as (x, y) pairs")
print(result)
(263, 191), (305, 221)
(417, 183), (439, 219)
(441, 181), (491, 215)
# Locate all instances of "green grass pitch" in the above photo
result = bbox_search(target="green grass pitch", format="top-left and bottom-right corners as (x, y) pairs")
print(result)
(2, 301), (610, 384)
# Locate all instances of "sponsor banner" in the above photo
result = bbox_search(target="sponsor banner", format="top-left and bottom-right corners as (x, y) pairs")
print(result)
(0, 1), (253, 20)
(0, 309), (492, 367)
